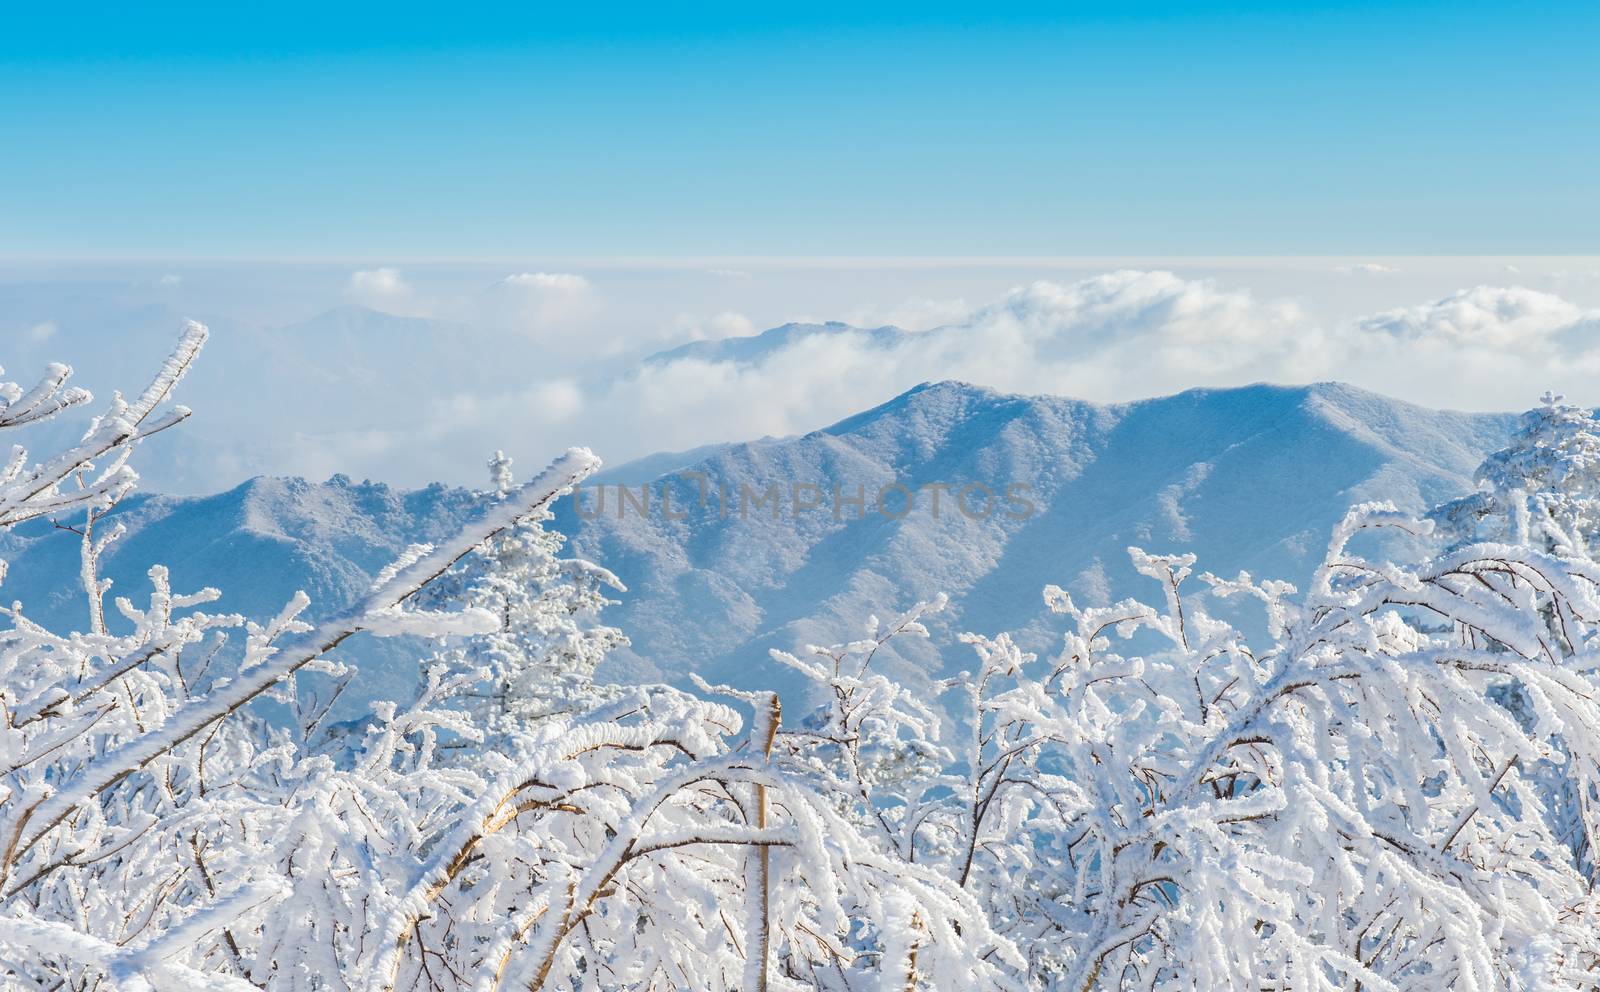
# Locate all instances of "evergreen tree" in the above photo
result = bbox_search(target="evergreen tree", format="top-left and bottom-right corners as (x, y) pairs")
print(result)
(420, 450), (627, 750)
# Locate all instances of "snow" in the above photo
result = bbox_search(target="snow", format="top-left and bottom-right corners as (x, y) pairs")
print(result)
(642, 321), (911, 367)
(0, 472), (484, 718)
(0, 379), (1518, 725)
(11, 321), (1600, 989)
(556, 379), (1517, 704)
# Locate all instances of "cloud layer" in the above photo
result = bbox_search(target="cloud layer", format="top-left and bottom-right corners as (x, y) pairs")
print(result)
(345, 267), (411, 306)
(23, 263), (1600, 490)
(551, 272), (1600, 462)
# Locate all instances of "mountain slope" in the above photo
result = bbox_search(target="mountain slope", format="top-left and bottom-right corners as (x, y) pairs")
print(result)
(643, 321), (908, 366)
(0, 380), (1518, 715)
(7, 301), (521, 493)
(552, 381), (1516, 699)
(0, 474), (481, 717)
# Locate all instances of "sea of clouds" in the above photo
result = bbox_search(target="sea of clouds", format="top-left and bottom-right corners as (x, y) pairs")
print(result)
(538, 269), (1600, 462)
(6, 261), (1600, 490)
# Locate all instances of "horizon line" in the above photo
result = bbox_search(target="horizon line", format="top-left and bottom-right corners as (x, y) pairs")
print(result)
(3, 254), (1599, 271)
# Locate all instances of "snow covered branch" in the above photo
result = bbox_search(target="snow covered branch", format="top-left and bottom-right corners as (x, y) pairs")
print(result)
(8, 337), (1600, 992)
(0, 322), (204, 529)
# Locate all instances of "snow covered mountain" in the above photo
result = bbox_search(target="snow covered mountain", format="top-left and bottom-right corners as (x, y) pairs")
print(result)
(0, 380), (1518, 714)
(0, 473), (482, 717)
(553, 380), (1517, 699)
(643, 320), (909, 366)
(5, 300), (536, 492)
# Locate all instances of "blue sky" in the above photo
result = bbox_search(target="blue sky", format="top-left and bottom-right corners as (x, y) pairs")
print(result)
(1, 1), (1596, 258)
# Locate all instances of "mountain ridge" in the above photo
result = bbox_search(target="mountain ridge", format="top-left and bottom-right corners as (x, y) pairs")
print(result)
(0, 379), (1519, 714)
(552, 379), (1515, 699)
(643, 320), (909, 367)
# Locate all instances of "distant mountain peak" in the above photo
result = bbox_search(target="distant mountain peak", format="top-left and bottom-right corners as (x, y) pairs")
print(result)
(554, 381), (1519, 699)
(643, 320), (909, 367)
(277, 304), (468, 337)
(1, 382), (1523, 721)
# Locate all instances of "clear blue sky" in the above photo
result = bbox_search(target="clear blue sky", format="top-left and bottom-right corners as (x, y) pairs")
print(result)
(1, 1), (1595, 259)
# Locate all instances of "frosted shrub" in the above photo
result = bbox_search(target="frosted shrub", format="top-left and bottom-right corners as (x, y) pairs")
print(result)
(6, 329), (1600, 990)
(782, 511), (1600, 987)
(0, 330), (1009, 992)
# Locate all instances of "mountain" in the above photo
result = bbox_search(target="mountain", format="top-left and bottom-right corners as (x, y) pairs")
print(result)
(592, 441), (743, 486)
(0, 474), (481, 718)
(6, 302), (506, 493)
(643, 321), (909, 366)
(551, 381), (1517, 700)
(257, 305), (483, 409)
(0, 381), (1518, 716)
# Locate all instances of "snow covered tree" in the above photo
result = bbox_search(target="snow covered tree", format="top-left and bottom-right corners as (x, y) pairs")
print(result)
(0, 329), (1016, 992)
(0, 323), (202, 530)
(1024, 524), (1600, 989)
(768, 598), (955, 860)
(417, 450), (627, 753)
(358, 680), (1016, 992)
(0, 328), (595, 988)
(1433, 391), (1600, 558)
(773, 600), (1082, 982)
(782, 506), (1600, 989)
(14, 329), (1600, 991)
(1430, 394), (1600, 888)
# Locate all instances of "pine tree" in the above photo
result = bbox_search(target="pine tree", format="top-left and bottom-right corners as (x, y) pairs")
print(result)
(1432, 391), (1600, 557)
(420, 450), (628, 751)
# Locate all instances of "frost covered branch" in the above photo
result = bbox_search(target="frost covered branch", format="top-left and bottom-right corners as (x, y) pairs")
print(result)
(8, 336), (1600, 991)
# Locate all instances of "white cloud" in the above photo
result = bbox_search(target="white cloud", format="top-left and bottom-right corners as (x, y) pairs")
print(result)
(843, 297), (971, 331)
(560, 271), (1600, 462)
(663, 311), (754, 344)
(478, 273), (599, 345)
(86, 264), (1600, 489)
(576, 271), (1326, 456)
(529, 378), (585, 421)
(431, 377), (584, 429)
(501, 272), (592, 293)
(345, 267), (411, 307)
(1357, 286), (1583, 347)
(1545, 268), (1600, 286)
(1335, 262), (1401, 274)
